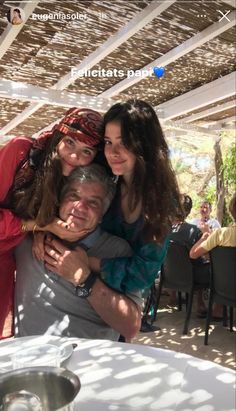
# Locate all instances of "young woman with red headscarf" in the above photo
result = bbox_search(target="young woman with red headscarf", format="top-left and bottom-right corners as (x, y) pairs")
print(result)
(0, 107), (103, 338)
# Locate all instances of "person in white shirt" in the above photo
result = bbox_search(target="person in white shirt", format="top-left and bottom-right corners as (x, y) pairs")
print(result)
(190, 201), (221, 230)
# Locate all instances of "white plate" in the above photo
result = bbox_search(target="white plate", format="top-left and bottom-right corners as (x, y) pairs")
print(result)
(0, 335), (73, 372)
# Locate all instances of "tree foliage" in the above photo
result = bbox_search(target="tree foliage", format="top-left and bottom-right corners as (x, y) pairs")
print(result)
(168, 130), (235, 221)
(222, 143), (236, 192)
(220, 143), (236, 225)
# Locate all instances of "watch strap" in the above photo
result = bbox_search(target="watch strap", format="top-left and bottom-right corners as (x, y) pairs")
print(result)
(82, 271), (97, 289)
(75, 271), (97, 298)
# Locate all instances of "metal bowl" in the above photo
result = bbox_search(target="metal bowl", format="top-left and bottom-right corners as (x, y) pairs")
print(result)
(0, 367), (81, 411)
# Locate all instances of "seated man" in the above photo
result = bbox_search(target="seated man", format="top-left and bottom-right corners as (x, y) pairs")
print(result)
(190, 200), (221, 230)
(168, 194), (210, 315)
(14, 164), (141, 341)
(190, 193), (236, 318)
(190, 193), (236, 257)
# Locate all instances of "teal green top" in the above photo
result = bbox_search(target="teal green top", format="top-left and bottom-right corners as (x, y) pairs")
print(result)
(101, 190), (169, 293)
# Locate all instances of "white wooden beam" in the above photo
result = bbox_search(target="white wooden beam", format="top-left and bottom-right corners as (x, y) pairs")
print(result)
(100, 10), (236, 98)
(0, 1), (40, 60)
(178, 99), (236, 123)
(0, 0), (175, 136)
(164, 120), (218, 137)
(156, 72), (235, 121)
(0, 78), (112, 111)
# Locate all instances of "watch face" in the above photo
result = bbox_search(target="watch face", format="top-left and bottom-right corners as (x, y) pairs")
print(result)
(75, 286), (90, 298)
(75, 272), (96, 298)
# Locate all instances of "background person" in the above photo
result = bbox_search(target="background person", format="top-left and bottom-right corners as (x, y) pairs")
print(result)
(190, 200), (221, 231)
(0, 107), (103, 338)
(14, 165), (141, 340)
(190, 193), (236, 319)
(190, 194), (236, 256)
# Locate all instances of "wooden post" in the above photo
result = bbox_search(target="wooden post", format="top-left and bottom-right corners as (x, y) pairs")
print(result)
(214, 136), (225, 225)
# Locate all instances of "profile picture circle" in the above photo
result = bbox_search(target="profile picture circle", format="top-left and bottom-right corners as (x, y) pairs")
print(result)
(7, 7), (25, 26)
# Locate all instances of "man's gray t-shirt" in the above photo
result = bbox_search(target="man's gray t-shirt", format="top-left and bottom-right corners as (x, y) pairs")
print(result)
(14, 232), (142, 341)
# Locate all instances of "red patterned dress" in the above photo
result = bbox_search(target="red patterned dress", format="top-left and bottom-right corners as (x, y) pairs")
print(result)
(0, 137), (32, 337)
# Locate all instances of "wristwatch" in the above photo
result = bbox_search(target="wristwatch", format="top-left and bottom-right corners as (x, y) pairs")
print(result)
(75, 272), (97, 298)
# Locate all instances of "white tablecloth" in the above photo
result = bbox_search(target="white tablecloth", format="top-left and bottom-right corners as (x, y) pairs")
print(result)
(65, 338), (236, 411)
(1, 337), (235, 410)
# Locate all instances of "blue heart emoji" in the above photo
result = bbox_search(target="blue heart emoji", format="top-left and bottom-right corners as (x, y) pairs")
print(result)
(153, 67), (165, 78)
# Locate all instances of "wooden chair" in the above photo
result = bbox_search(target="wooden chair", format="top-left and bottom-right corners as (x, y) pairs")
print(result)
(204, 246), (236, 345)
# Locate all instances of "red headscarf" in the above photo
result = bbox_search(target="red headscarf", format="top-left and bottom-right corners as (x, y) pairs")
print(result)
(12, 108), (103, 191)
(33, 108), (103, 150)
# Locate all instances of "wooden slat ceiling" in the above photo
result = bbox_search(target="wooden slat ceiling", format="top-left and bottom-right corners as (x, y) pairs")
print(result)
(0, 0), (235, 137)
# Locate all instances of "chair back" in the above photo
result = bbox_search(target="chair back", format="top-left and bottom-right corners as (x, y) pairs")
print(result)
(162, 242), (193, 291)
(210, 246), (236, 304)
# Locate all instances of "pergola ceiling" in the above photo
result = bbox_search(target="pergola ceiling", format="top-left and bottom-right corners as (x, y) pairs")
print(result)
(0, 0), (235, 142)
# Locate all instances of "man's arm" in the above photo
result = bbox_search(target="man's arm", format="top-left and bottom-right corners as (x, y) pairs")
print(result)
(44, 238), (141, 339)
(189, 232), (210, 259)
(88, 278), (141, 340)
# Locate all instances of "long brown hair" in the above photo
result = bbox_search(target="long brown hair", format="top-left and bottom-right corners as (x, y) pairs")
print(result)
(102, 99), (183, 241)
(12, 131), (65, 226)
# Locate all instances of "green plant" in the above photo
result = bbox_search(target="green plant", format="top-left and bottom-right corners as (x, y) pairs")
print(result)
(222, 143), (236, 192)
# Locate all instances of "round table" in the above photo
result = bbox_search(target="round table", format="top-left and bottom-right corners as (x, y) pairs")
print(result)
(1, 337), (235, 410)
(65, 338), (235, 411)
